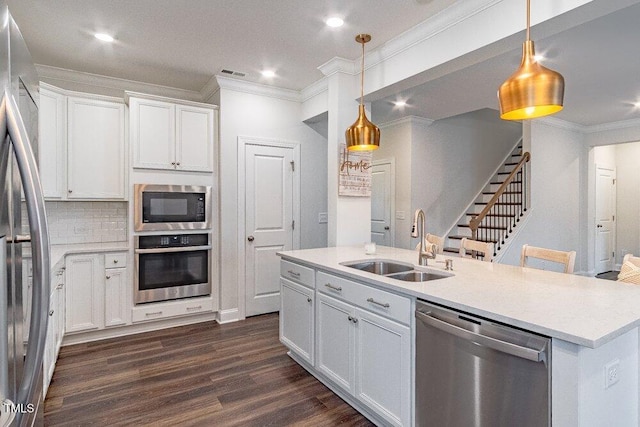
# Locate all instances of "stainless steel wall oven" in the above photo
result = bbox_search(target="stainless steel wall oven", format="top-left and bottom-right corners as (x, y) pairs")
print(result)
(134, 233), (211, 304)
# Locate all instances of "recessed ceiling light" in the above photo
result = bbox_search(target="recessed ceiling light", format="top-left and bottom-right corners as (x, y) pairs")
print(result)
(326, 17), (344, 28)
(261, 70), (276, 78)
(394, 101), (407, 107)
(94, 33), (114, 42)
(534, 54), (544, 62)
(634, 101), (640, 108)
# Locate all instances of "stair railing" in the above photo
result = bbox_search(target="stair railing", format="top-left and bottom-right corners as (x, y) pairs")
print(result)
(469, 152), (530, 254)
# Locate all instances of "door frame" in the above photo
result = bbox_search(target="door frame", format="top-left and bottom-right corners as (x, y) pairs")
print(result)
(237, 135), (301, 319)
(594, 163), (617, 273)
(371, 158), (396, 247)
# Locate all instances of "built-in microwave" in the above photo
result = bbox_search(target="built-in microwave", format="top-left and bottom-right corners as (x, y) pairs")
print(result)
(134, 184), (212, 231)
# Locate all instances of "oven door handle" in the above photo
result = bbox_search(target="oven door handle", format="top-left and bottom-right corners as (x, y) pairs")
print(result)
(135, 245), (212, 254)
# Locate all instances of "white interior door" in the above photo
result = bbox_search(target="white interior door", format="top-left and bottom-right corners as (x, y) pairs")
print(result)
(245, 144), (294, 316)
(371, 162), (393, 246)
(595, 165), (616, 274)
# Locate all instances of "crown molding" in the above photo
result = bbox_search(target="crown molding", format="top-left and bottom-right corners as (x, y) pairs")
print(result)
(215, 75), (300, 102)
(36, 64), (203, 102)
(363, 0), (503, 70)
(318, 57), (356, 77)
(584, 118), (640, 134)
(379, 115), (434, 129)
(200, 74), (220, 104)
(536, 116), (587, 133)
(301, 77), (328, 102)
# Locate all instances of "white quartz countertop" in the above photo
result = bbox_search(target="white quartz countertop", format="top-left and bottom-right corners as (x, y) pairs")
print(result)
(278, 245), (640, 348)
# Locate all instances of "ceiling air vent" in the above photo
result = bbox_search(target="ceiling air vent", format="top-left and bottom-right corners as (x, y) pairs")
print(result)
(220, 69), (246, 77)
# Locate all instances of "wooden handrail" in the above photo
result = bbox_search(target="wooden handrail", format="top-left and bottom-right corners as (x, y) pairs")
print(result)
(469, 152), (530, 236)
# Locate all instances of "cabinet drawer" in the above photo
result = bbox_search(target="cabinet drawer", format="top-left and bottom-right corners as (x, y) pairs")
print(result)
(317, 271), (411, 325)
(105, 253), (127, 269)
(281, 260), (315, 289)
(131, 297), (213, 323)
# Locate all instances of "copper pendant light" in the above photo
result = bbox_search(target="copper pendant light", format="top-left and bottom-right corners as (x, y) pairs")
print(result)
(498, 0), (564, 120)
(345, 34), (380, 151)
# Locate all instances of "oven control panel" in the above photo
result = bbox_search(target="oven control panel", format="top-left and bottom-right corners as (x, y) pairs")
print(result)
(137, 233), (209, 249)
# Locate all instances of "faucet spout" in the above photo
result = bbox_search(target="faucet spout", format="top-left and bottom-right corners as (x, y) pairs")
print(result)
(412, 209), (436, 266)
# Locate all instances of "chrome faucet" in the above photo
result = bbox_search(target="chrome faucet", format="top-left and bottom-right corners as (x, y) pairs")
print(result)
(411, 209), (437, 266)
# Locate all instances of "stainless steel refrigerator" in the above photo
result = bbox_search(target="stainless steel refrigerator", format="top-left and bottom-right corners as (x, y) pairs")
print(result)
(0, 1), (51, 426)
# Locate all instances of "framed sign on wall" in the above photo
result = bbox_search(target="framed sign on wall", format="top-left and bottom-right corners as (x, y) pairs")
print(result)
(338, 143), (373, 197)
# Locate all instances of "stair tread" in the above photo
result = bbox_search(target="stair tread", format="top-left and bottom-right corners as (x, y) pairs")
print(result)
(467, 213), (517, 218)
(482, 191), (520, 195)
(448, 235), (498, 243)
(490, 180), (522, 185)
(458, 224), (508, 230)
(475, 201), (522, 206)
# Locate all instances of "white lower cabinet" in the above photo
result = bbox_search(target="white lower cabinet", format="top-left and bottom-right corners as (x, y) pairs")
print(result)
(280, 260), (412, 427)
(44, 267), (65, 396)
(280, 278), (315, 365)
(66, 252), (131, 334)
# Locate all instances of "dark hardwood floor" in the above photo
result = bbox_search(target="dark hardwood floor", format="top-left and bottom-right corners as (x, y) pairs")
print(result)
(44, 313), (374, 426)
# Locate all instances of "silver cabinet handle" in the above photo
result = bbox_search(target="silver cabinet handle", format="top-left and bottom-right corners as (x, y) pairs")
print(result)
(415, 310), (545, 362)
(176, 162), (181, 166)
(186, 305), (202, 311)
(171, 162), (176, 166)
(113, 259), (118, 264)
(105, 275), (111, 280)
(145, 311), (163, 317)
(2, 90), (51, 412)
(384, 226), (390, 230)
(247, 235), (255, 242)
(347, 315), (358, 324)
(135, 245), (211, 254)
(324, 283), (342, 292)
(307, 297), (312, 303)
(49, 310), (54, 317)
(68, 189), (72, 193)
(287, 270), (300, 277)
(367, 297), (390, 308)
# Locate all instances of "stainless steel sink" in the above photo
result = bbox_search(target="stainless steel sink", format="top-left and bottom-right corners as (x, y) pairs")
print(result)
(341, 259), (453, 282)
(386, 270), (451, 282)
(342, 260), (414, 275)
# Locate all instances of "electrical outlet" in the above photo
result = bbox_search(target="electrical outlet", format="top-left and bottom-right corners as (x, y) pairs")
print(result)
(318, 212), (328, 224)
(604, 359), (620, 389)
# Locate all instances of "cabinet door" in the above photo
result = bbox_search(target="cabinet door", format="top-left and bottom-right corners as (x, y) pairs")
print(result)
(55, 271), (66, 351)
(175, 104), (214, 172)
(43, 291), (57, 396)
(65, 254), (104, 333)
(67, 97), (125, 199)
(316, 293), (355, 394)
(38, 87), (66, 199)
(279, 278), (314, 365)
(104, 267), (130, 328)
(130, 97), (176, 170)
(355, 308), (411, 427)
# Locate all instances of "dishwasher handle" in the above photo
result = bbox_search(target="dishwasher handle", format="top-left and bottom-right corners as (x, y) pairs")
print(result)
(416, 310), (546, 363)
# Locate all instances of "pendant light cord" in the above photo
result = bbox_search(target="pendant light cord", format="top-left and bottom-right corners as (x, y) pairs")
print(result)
(360, 39), (365, 106)
(526, 0), (530, 41)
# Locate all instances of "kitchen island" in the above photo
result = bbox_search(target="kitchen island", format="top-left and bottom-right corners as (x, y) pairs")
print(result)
(278, 245), (640, 427)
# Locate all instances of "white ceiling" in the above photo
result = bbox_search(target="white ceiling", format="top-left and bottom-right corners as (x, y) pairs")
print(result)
(6, 0), (640, 127)
(5, 0), (457, 92)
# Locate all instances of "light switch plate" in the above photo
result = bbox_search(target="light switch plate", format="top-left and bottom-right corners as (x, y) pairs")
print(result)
(396, 211), (406, 220)
(318, 212), (328, 224)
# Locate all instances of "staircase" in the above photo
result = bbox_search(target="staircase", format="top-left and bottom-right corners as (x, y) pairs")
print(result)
(443, 141), (530, 258)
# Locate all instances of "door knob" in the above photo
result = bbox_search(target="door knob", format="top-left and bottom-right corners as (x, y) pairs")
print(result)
(597, 224), (603, 228)
(247, 236), (255, 242)
(384, 226), (390, 230)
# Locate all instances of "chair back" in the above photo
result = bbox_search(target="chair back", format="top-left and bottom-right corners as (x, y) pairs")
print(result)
(618, 254), (640, 284)
(520, 244), (576, 274)
(426, 234), (444, 255)
(459, 238), (494, 262)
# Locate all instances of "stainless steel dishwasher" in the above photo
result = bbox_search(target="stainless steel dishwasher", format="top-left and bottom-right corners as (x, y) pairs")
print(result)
(415, 300), (551, 427)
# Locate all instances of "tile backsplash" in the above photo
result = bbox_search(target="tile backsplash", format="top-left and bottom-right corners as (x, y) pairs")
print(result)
(22, 201), (128, 245)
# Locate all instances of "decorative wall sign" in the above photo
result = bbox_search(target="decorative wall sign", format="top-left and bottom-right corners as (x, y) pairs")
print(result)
(338, 143), (373, 196)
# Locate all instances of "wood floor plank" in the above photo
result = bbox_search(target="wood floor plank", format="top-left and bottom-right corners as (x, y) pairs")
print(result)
(44, 313), (374, 426)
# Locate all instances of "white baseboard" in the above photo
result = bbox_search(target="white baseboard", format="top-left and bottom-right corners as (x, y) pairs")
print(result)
(62, 312), (218, 346)
(217, 308), (242, 324)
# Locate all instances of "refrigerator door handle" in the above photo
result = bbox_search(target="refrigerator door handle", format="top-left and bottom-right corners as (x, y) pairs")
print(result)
(1, 90), (51, 417)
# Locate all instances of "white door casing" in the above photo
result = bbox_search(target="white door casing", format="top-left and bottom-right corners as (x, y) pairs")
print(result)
(239, 136), (300, 318)
(595, 165), (616, 274)
(371, 160), (395, 246)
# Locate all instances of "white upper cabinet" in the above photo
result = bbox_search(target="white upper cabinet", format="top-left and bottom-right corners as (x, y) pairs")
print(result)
(38, 86), (66, 199)
(67, 96), (126, 199)
(38, 84), (127, 200)
(128, 92), (215, 172)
